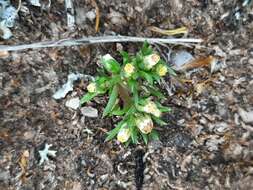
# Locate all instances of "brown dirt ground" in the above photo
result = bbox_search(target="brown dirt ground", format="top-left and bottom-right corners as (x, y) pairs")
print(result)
(0, 0), (253, 189)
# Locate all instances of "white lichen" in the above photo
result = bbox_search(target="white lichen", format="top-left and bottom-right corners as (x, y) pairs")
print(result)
(38, 144), (57, 165)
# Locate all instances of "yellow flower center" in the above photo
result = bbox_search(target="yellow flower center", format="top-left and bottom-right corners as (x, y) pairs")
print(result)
(157, 65), (167, 76)
(124, 63), (135, 75)
(87, 83), (96, 93)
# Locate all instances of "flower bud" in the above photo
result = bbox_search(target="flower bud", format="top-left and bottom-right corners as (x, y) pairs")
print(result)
(124, 63), (135, 77)
(142, 100), (161, 117)
(87, 82), (97, 93)
(144, 54), (160, 69)
(136, 115), (153, 134)
(117, 128), (130, 143)
(156, 64), (167, 76)
(102, 54), (114, 62)
(101, 54), (121, 73)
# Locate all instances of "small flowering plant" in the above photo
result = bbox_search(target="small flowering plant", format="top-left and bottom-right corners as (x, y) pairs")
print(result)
(81, 42), (176, 144)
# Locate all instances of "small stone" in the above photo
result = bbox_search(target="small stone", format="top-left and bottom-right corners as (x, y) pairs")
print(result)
(65, 97), (80, 110)
(238, 108), (253, 124)
(86, 10), (96, 21)
(29, 0), (41, 7)
(249, 59), (253, 65)
(171, 51), (194, 70)
(0, 171), (10, 181)
(72, 181), (82, 190)
(80, 106), (98, 118)
(116, 43), (123, 51)
(108, 9), (126, 25)
(135, 6), (143, 12)
(23, 131), (35, 140)
(0, 51), (9, 58)
(214, 122), (229, 134)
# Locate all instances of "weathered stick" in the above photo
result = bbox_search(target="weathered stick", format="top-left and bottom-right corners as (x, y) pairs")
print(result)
(0, 35), (203, 52)
(65, 0), (75, 29)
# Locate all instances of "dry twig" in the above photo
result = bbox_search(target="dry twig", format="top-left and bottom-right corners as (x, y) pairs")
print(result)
(91, 0), (100, 32)
(0, 35), (203, 52)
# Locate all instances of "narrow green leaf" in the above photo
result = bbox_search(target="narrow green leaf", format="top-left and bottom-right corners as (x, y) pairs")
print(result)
(102, 85), (118, 117)
(152, 73), (161, 83)
(96, 76), (108, 85)
(139, 71), (153, 85)
(111, 106), (126, 116)
(110, 75), (121, 86)
(149, 130), (159, 141)
(130, 124), (138, 144)
(141, 41), (153, 56)
(120, 51), (129, 64)
(125, 106), (135, 117)
(159, 106), (171, 113)
(128, 80), (139, 105)
(156, 102), (171, 112)
(80, 92), (97, 104)
(152, 116), (167, 126)
(125, 139), (131, 146)
(167, 66), (177, 76)
(141, 133), (148, 144)
(147, 86), (165, 99)
(105, 120), (125, 141)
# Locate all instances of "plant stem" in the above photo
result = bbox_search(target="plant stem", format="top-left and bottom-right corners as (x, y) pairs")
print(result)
(118, 84), (132, 108)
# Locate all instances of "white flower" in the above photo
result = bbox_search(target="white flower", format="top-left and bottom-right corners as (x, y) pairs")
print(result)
(136, 115), (153, 134)
(117, 128), (131, 143)
(144, 54), (160, 69)
(142, 101), (161, 117)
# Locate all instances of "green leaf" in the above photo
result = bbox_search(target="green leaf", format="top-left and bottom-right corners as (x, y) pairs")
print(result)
(147, 86), (165, 99)
(130, 125), (138, 144)
(80, 92), (97, 104)
(149, 130), (159, 141)
(141, 133), (148, 144)
(101, 57), (121, 74)
(159, 106), (171, 113)
(110, 75), (121, 86)
(102, 85), (118, 117)
(167, 66), (177, 76)
(125, 139), (131, 146)
(141, 41), (153, 56)
(151, 73), (161, 83)
(152, 116), (167, 126)
(111, 106), (126, 116)
(156, 102), (171, 112)
(125, 106), (136, 117)
(120, 51), (129, 64)
(96, 76), (108, 85)
(128, 80), (139, 105)
(105, 120), (125, 141)
(139, 71), (153, 85)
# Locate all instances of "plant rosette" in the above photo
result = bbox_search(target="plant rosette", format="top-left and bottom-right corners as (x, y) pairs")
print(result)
(81, 42), (175, 144)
